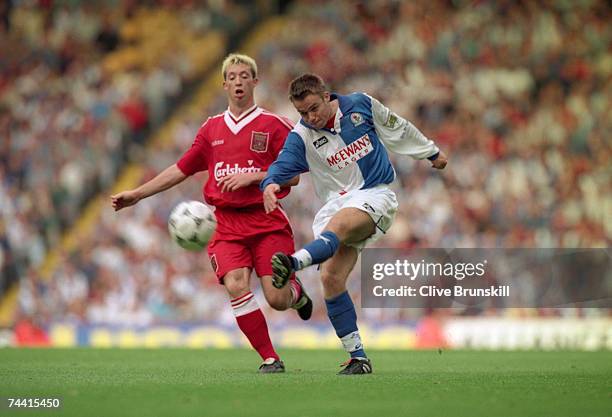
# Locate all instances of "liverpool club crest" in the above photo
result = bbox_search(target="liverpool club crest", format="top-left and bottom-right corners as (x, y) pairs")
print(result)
(250, 131), (269, 152)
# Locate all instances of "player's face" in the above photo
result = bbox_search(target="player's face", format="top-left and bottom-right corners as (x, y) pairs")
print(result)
(223, 63), (258, 105)
(292, 92), (333, 129)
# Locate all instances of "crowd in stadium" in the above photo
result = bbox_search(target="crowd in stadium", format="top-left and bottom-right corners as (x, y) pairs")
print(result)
(2, 0), (610, 327)
(0, 0), (249, 293)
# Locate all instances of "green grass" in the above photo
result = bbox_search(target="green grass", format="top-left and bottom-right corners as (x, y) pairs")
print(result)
(0, 349), (610, 417)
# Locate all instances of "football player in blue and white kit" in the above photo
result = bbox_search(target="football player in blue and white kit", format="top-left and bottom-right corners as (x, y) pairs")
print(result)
(261, 74), (447, 375)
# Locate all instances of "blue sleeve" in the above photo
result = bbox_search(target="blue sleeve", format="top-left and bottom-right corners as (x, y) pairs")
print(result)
(260, 132), (309, 190)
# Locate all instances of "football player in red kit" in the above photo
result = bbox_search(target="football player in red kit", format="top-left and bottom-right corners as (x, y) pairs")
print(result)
(111, 53), (311, 373)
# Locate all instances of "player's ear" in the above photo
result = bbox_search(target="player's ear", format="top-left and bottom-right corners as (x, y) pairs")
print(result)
(322, 91), (330, 102)
(252, 77), (259, 86)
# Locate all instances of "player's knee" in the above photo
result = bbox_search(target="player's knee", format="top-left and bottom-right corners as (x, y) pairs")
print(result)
(224, 273), (249, 297)
(320, 271), (343, 293)
(266, 294), (288, 311)
(262, 282), (289, 311)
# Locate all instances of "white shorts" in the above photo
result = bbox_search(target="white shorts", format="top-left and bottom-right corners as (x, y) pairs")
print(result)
(312, 186), (398, 249)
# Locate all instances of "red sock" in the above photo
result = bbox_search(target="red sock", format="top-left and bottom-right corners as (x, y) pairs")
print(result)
(231, 292), (279, 361)
(289, 278), (302, 306)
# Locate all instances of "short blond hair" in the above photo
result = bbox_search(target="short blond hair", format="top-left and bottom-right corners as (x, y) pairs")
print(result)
(221, 53), (258, 80)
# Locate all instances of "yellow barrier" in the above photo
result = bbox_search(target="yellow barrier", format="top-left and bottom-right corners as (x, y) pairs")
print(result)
(0, 287), (18, 326)
(45, 323), (419, 350)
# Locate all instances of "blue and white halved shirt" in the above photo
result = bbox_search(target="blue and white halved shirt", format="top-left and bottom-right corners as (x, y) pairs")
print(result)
(261, 92), (439, 203)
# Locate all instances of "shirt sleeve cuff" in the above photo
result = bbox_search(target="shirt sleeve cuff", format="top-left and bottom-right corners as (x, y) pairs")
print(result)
(259, 177), (275, 191)
(427, 152), (440, 161)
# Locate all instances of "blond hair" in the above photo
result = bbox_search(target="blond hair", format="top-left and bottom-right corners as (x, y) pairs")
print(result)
(221, 53), (258, 80)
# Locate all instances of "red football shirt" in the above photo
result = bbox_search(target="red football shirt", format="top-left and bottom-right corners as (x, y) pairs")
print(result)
(177, 105), (294, 239)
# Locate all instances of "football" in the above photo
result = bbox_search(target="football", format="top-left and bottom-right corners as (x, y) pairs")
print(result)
(168, 201), (216, 251)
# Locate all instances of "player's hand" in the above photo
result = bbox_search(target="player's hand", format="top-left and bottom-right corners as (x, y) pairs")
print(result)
(431, 151), (448, 169)
(263, 183), (281, 213)
(111, 190), (140, 211)
(218, 173), (254, 193)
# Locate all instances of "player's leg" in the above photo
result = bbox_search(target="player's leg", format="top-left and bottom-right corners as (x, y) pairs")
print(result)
(209, 240), (284, 373)
(259, 275), (312, 320)
(319, 244), (372, 375)
(260, 276), (291, 310)
(271, 208), (375, 287)
(251, 229), (313, 320)
(272, 187), (398, 288)
(319, 244), (359, 298)
(223, 267), (283, 372)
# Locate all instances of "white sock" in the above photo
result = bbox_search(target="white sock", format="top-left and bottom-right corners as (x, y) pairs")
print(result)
(230, 292), (259, 317)
(292, 249), (313, 270)
(341, 331), (364, 354)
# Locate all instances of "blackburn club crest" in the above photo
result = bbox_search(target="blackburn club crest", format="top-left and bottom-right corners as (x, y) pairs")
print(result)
(350, 113), (364, 127)
(250, 131), (269, 152)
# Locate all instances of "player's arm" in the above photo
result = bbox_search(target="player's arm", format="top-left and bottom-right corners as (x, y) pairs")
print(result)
(369, 95), (448, 169)
(260, 132), (309, 213)
(283, 175), (300, 187)
(218, 171), (299, 192)
(112, 128), (209, 210)
(111, 164), (187, 211)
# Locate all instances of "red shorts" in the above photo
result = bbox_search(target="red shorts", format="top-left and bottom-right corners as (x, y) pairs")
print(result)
(207, 225), (296, 283)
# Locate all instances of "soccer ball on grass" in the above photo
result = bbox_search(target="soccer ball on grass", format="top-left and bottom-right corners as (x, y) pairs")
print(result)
(168, 201), (216, 251)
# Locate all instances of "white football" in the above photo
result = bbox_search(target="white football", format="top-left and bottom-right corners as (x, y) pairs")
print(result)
(168, 201), (216, 251)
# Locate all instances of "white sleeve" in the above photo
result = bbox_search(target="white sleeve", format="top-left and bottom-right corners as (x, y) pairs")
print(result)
(369, 95), (439, 160)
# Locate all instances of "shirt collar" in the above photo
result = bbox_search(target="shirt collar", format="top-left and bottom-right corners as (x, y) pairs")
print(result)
(226, 103), (258, 122)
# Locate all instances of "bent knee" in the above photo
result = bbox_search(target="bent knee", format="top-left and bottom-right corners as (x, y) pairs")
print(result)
(267, 296), (288, 311)
(263, 288), (289, 311)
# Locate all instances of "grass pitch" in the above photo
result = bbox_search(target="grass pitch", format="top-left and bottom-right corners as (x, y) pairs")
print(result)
(0, 349), (610, 417)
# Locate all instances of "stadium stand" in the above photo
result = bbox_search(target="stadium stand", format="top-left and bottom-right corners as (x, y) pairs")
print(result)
(1, 1), (610, 337)
(0, 0), (256, 299)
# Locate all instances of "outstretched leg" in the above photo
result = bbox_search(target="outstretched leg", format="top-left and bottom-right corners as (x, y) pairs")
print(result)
(272, 207), (375, 287)
(271, 208), (376, 374)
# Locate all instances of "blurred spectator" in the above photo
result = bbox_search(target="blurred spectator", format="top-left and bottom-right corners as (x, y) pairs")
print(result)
(95, 15), (120, 53)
